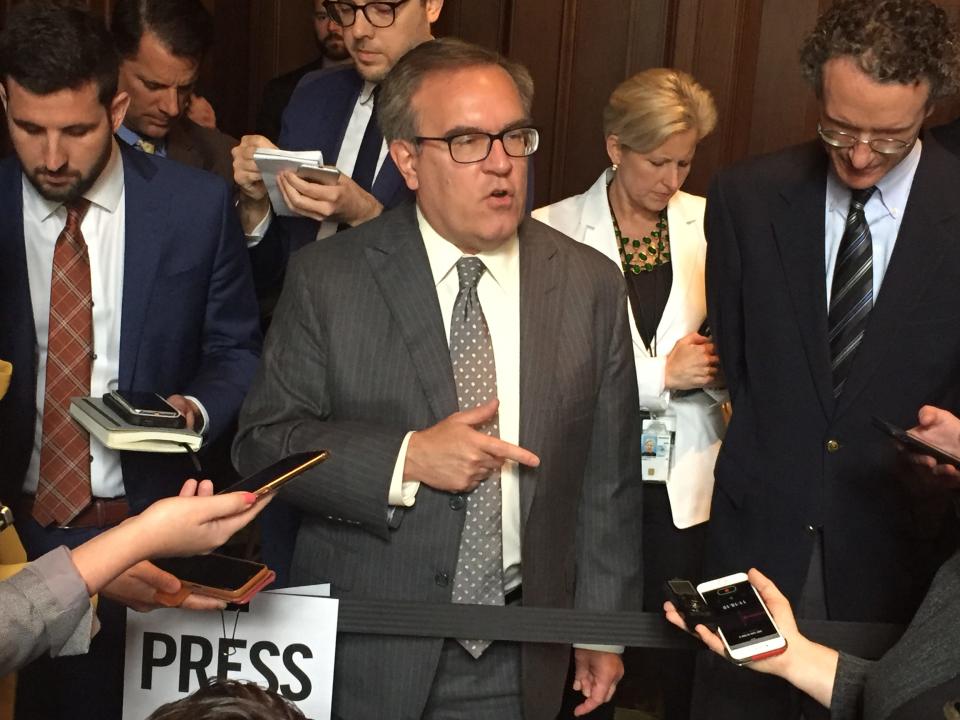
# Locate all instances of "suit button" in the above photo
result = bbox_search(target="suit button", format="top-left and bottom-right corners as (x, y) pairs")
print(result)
(435, 571), (450, 587)
(826, 439), (840, 452)
(806, 524), (817, 534)
(449, 495), (465, 511)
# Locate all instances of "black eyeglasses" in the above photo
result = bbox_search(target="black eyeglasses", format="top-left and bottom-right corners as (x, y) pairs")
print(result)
(817, 123), (913, 155)
(415, 127), (540, 164)
(323, 0), (411, 28)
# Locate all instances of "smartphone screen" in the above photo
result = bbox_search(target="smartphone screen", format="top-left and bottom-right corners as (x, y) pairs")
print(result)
(218, 450), (329, 496)
(113, 390), (178, 415)
(154, 555), (264, 591)
(700, 580), (781, 652)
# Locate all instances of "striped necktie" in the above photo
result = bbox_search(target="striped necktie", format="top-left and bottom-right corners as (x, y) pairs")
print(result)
(828, 186), (876, 398)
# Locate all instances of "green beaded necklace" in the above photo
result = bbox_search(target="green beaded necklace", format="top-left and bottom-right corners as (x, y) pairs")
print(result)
(608, 189), (671, 275)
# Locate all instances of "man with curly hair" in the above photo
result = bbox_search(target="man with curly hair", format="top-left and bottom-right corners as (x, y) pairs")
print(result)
(698, 0), (960, 716)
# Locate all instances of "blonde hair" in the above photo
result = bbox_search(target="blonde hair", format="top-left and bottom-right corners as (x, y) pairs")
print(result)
(602, 68), (717, 152)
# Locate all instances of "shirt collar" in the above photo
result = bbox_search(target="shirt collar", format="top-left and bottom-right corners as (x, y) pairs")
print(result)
(27, 138), (125, 221)
(359, 81), (378, 106)
(116, 123), (166, 155)
(417, 205), (519, 293)
(826, 138), (922, 220)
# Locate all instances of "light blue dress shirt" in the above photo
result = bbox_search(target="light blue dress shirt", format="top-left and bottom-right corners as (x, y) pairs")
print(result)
(824, 139), (922, 308)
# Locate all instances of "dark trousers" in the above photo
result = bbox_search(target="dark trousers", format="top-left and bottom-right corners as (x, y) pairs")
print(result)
(634, 482), (705, 720)
(14, 515), (126, 720)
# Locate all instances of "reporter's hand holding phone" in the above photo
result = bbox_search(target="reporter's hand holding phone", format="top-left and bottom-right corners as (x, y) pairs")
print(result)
(275, 168), (383, 227)
(69, 479), (271, 611)
(906, 405), (960, 481)
(663, 568), (839, 708)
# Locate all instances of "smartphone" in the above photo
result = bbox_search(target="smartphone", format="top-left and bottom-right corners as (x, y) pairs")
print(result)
(103, 390), (186, 429)
(153, 553), (273, 602)
(296, 164), (341, 185)
(664, 578), (716, 632)
(697, 573), (786, 663)
(872, 416), (960, 468)
(217, 450), (329, 497)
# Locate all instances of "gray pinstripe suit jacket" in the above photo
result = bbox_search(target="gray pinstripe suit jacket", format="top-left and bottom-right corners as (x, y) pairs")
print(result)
(233, 203), (643, 720)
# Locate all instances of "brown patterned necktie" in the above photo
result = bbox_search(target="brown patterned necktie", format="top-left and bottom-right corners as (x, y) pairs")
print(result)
(449, 257), (504, 658)
(34, 199), (94, 526)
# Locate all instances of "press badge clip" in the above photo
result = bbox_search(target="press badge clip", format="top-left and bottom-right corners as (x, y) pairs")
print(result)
(641, 416), (673, 482)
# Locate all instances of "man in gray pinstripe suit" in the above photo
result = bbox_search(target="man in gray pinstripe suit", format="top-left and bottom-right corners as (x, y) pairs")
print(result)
(234, 38), (643, 720)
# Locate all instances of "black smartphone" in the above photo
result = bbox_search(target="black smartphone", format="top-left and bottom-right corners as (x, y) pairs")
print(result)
(665, 578), (716, 631)
(103, 390), (186, 429)
(872, 416), (960, 468)
(217, 450), (329, 497)
(153, 554), (271, 601)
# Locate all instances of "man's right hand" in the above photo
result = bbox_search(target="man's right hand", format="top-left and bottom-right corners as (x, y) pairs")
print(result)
(232, 134), (274, 233)
(403, 399), (540, 493)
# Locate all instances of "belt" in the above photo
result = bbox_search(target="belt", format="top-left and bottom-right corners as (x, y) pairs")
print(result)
(16, 495), (131, 529)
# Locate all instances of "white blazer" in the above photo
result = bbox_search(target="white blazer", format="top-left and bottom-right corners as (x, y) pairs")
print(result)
(533, 168), (725, 528)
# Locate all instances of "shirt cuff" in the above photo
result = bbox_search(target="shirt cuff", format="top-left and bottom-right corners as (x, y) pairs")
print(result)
(183, 395), (209, 436)
(244, 206), (273, 247)
(573, 643), (625, 654)
(388, 431), (420, 507)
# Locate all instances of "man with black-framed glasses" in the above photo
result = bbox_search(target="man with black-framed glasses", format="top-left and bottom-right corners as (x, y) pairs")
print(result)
(698, 1), (960, 718)
(233, 0), (441, 586)
(234, 38), (643, 720)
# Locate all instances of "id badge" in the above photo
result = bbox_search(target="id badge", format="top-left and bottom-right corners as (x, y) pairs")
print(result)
(641, 417), (674, 482)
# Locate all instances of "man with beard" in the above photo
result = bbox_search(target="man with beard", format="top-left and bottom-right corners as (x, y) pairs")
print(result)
(0, 4), (261, 718)
(233, 0), (443, 585)
(256, 0), (353, 143)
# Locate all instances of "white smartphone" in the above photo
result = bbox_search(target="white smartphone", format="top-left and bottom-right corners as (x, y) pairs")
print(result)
(697, 573), (787, 663)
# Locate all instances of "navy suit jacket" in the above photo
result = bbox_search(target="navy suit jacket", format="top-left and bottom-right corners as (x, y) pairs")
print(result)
(705, 138), (960, 624)
(251, 66), (412, 295)
(0, 142), (262, 510)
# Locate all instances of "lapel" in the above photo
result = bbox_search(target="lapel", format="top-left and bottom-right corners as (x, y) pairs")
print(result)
(836, 139), (960, 416)
(577, 171), (647, 357)
(166, 119), (205, 171)
(0, 159), (34, 379)
(657, 191), (702, 348)
(518, 218), (562, 529)
(330, 72), (364, 163)
(363, 204), (458, 423)
(770, 144), (835, 419)
(117, 143), (167, 389)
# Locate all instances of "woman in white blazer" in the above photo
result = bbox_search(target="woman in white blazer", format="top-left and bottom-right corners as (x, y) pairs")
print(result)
(534, 69), (723, 720)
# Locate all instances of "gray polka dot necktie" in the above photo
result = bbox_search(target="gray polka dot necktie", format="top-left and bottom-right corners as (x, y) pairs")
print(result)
(450, 256), (504, 658)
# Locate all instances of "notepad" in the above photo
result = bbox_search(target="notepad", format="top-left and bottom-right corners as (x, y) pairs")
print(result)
(70, 397), (202, 453)
(253, 147), (325, 217)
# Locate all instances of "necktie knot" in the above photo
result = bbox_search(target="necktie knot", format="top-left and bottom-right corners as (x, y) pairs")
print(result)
(456, 256), (486, 292)
(136, 138), (157, 155)
(64, 198), (91, 237)
(849, 186), (876, 211)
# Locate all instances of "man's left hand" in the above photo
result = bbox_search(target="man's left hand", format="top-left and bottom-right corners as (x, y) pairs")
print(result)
(572, 648), (623, 716)
(276, 170), (382, 226)
(165, 394), (200, 432)
(101, 560), (225, 612)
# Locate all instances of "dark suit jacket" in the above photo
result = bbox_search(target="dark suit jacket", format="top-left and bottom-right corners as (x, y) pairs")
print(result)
(252, 65), (413, 292)
(0, 143), (262, 510)
(233, 204), (643, 720)
(165, 117), (237, 188)
(255, 58), (326, 143)
(930, 118), (960, 158)
(705, 139), (960, 624)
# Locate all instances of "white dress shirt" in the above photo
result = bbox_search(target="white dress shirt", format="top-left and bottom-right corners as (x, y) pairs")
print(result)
(248, 80), (389, 243)
(22, 140), (207, 500)
(824, 139), (921, 306)
(23, 141), (127, 498)
(388, 207), (523, 590)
